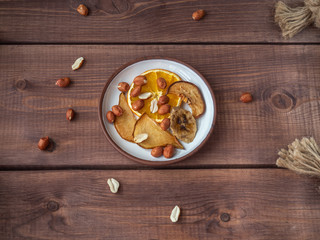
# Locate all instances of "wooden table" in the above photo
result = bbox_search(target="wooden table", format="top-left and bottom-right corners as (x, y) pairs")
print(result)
(1, 1), (320, 239)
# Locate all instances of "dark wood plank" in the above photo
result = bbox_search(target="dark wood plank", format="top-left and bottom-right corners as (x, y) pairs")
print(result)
(1, 45), (320, 168)
(0, 0), (319, 43)
(0, 169), (319, 239)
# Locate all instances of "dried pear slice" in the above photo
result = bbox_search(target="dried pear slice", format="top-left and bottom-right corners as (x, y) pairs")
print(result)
(134, 113), (183, 149)
(170, 107), (197, 143)
(167, 81), (205, 118)
(114, 93), (136, 142)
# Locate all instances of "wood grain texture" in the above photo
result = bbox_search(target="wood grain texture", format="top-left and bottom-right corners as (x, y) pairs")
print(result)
(0, 169), (319, 239)
(1, 45), (320, 168)
(0, 0), (319, 43)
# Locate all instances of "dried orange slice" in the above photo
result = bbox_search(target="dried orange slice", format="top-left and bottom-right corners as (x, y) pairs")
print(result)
(128, 69), (182, 122)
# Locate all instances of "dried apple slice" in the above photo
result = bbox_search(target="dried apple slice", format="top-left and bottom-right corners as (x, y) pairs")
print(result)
(167, 81), (205, 118)
(114, 93), (136, 142)
(134, 113), (183, 149)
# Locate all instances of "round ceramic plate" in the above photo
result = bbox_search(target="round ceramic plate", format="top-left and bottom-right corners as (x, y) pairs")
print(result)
(99, 57), (216, 166)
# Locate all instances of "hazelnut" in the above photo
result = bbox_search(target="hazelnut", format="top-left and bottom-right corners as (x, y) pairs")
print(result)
(240, 92), (253, 103)
(132, 99), (144, 111)
(112, 105), (123, 116)
(158, 104), (171, 115)
(66, 108), (75, 121)
(38, 136), (49, 150)
(192, 9), (205, 21)
(158, 95), (169, 105)
(117, 82), (130, 92)
(130, 86), (142, 97)
(157, 77), (167, 89)
(77, 4), (89, 16)
(163, 145), (174, 158)
(133, 75), (147, 86)
(106, 111), (115, 123)
(151, 147), (163, 157)
(55, 77), (70, 88)
(160, 118), (170, 131)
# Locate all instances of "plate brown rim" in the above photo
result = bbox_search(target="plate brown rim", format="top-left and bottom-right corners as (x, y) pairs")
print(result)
(98, 56), (217, 166)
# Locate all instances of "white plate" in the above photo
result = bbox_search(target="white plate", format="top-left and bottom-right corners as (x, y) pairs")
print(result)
(99, 58), (216, 165)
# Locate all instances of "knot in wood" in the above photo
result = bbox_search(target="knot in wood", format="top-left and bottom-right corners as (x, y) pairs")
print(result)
(47, 200), (59, 212)
(15, 79), (27, 90)
(271, 92), (294, 110)
(220, 213), (230, 222)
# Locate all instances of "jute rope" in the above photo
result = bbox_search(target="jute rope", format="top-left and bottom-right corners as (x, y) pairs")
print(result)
(277, 137), (320, 177)
(275, 0), (320, 38)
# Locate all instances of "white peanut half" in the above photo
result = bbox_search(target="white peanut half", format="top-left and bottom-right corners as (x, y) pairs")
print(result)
(72, 57), (84, 70)
(139, 92), (152, 100)
(107, 178), (120, 193)
(170, 205), (180, 223)
(134, 133), (148, 143)
(150, 99), (158, 113)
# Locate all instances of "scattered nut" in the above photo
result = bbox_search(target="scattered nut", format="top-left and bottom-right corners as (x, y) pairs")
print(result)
(132, 99), (144, 111)
(158, 95), (169, 105)
(77, 4), (89, 16)
(118, 82), (130, 92)
(133, 75), (147, 86)
(66, 108), (75, 121)
(55, 77), (70, 88)
(192, 9), (205, 21)
(72, 57), (84, 70)
(139, 92), (152, 100)
(130, 86), (142, 97)
(158, 104), (171, 115)
(151, 146), (163, 157)
(160, 118), (170, 131)
(112, 105), (123, 117)
(134, 133), (148, 143)
(107, 178), (120, 193)
(240, 92), (253, 103)
(106, 111), (115, 123)
(170, 205), (180, 223)
(38, 136), (49, 150)
(163, 144), (174, 158)
(150, 99), (158, 113)
(157, 77), (167, 89)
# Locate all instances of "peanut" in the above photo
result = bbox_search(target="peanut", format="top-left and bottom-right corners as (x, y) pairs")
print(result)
(163, 144), (174, 158)
(240, 92), (253, 103)
(55, 77), (70, 88)
(151, 147), (163, 157)
(106, 111), (115, 123)
(77, 4), (89, 16)
(160, 118), (170, 131)
(158, 95), (169, 105)
(158, 104), (171, 115)
(132, 99), (144, 111)
(133, 75), (147, 86)
(130, 86), (142, 97)
(157, 77), (167, 89)
(38, 136), (49, 150)
(66, 108), (75, 121)
(118, 82), (129, 92)
(112, 105), (123, 117)
(192, 9), (205, 21)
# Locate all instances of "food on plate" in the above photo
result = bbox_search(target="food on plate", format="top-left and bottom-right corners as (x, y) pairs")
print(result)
(134, 133), (148, 143)
(133, 114), (183, 149)
(106, 111), (115, 123)
(128, 69), (182, 123)
(117, 82), (130, 92)
(167, 81), (205, 118)
(240, 92), (253, 103)
(151, 146), (163, 157)
(163, 144), (175, 158)
(112, 105), (123, 117)
(132, 99), (144, 111)
(114, 93), (136, 142)
(160, 118), (170, 131)
(170, 107), (197, 143)
(158, 104), (171, 115)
